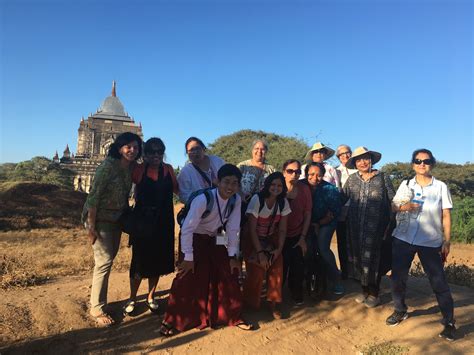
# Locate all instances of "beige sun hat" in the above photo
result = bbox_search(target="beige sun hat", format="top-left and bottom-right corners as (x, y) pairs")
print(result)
(346, 146), (382, 169)
(305, 142), (335, 161)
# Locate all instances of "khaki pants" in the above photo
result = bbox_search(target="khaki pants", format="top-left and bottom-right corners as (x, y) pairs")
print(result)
(90, 227), (122, 316)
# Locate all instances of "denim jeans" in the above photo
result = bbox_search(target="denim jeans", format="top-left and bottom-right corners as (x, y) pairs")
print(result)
(391, 238), (454, 325)
(315, 223), (340, 282)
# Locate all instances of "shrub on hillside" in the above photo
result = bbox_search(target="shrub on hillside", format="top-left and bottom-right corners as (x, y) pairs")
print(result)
(207, 129), (310, 170)
(0, 157), (75, 189)
(452, 197), (474, 244)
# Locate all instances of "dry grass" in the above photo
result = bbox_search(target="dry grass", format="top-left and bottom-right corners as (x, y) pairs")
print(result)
(0, 228), (132, 290)
(357, 341), (409, 355)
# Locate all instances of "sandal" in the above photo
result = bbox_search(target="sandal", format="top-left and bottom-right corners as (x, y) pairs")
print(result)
(160, 322), (178, 337)
(235, 321), (255, 331)
(123, 300), (136, 316)
(270, 302), (282, 320)
(147, 298), (159, 313)
(93, 313), (115, 327)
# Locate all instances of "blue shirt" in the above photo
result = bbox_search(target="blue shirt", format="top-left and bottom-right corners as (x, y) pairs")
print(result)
(311, 181), (341, 227)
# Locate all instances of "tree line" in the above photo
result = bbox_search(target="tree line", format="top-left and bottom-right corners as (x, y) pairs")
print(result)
(1, 130), (471, 242)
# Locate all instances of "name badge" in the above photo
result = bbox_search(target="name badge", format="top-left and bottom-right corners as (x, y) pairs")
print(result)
(216, 229), (228, 246)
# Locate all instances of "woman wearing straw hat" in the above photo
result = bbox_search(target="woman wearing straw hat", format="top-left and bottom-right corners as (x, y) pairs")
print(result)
(301, 142), (341, 189)
(342, 147), (395, 308)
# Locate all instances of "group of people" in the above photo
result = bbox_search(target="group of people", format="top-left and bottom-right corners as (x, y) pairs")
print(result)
(83, 132), (456, 342)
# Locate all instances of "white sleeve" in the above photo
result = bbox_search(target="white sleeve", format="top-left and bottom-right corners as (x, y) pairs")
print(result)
(281, 198), (292, 216)
(226, 194), (242, 257)
(332, 167), (341, 189)
(246, 194), (260, 218)
(441, 182), (453, 209)
(180, 193), (208, 261)
(177, 165), (193, 203)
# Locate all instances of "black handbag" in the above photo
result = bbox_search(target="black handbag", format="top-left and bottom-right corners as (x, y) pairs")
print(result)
(119, 206), (158, 238)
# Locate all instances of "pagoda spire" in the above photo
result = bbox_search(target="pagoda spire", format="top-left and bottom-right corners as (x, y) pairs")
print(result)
(111, 80), (116, 97)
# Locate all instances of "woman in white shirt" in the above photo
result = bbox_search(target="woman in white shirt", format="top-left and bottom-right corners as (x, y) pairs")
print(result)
(242, 172), (291, 319)
(177, 136), (225, 203)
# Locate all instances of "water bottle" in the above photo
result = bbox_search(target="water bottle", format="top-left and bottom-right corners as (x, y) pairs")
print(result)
(410, 192), (424, 219)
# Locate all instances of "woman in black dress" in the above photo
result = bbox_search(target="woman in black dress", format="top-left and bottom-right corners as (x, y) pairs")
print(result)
(124, 137), (178, 315)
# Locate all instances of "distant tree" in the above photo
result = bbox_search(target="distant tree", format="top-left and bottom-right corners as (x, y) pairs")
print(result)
(2, 156), (75, 189)
(207, 129), (310, 170)
(0, 163), (17, 181)
(382, 162), (474, 199)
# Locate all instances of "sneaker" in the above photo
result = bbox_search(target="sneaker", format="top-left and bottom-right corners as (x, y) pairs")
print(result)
(354, 293), (367, 304)
(333, 283), (344, 295)
(386, 311), (408, 326)
(364, 295), (380, 308)
(439, 323), (456, 342)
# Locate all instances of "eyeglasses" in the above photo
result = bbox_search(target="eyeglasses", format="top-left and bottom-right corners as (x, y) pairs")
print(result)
(312, 149), (326, 154)
(285, 168), (302, 175)
(414, 159), (433, 165)
(147, 149), (165, 156)
(337, 151), (351, 157)
(187, 147), (203, 154)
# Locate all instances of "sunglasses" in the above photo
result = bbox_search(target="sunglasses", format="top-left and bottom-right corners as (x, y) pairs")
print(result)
(413, 159), (433, 165)
(285, 168), (302, 175)
(312, 149), (326, 154)
(147, 149), (165, 156)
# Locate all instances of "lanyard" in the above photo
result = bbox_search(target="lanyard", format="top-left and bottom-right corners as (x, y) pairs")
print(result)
(215, 190), (229, 228)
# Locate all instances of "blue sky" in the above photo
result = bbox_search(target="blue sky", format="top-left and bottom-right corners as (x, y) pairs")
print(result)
(1, 0), (472, 168)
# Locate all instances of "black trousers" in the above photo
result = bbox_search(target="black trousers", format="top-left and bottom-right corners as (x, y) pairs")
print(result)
(282, 236), (305, 302)
(391, 238), (454, 325)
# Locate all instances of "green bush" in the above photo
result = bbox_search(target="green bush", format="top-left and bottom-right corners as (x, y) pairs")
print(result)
(452, 196), (474, 243)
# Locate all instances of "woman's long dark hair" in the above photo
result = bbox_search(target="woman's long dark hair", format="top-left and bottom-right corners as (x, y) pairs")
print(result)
(260, 172), (287, 200)
(108, 132), (143, 160)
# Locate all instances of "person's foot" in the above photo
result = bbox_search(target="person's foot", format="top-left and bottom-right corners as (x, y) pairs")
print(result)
(270, 302), (282, 319)
(364, 295), (380, 308)
(294, 298), (304, 307)
(235, 321), (255, 331)
(160, 322), (178, 337)
(385, 311), (408, 326)
(147, 298), (159, 313)
(354, 293), (368, 304)
(92, 313), (115, 327)
(333, 283), (344, 295)
(439, 323), (456, 341)
(123, 300), (136, 316)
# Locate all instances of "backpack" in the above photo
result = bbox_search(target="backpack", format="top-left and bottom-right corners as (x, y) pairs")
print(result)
(177, 187), (237, 227)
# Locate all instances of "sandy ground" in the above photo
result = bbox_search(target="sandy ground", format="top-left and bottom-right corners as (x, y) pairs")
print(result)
(1, 242), (473, 354)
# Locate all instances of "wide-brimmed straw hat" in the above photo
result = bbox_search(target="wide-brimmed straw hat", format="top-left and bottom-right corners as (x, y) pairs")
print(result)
(346, 146), (382, 169)
(305, 142), (335, 161)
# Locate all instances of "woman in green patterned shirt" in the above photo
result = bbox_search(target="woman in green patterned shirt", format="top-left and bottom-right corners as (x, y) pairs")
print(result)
(84, 132), (142, 326)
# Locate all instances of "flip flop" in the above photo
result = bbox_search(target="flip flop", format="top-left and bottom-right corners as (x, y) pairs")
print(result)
(93, 313), (115, 327)
(160, 322), (178, 337)
(235, 321), (255, 331)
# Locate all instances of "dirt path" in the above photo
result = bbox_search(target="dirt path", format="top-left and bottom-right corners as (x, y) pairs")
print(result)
(1, 268), (473, 354)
